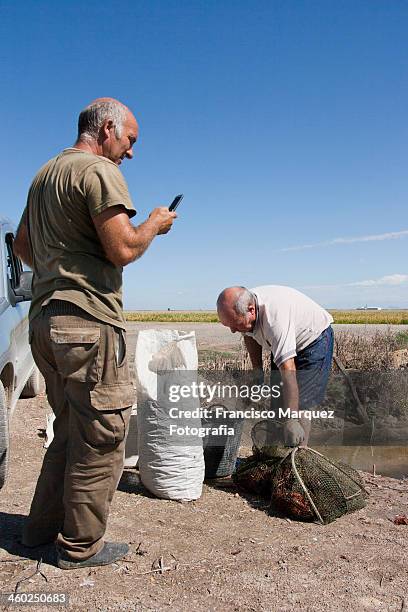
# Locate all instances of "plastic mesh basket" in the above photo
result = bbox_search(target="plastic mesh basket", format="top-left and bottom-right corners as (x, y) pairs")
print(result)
(272, 447), (368, 523)
(234, 445), (368, 524)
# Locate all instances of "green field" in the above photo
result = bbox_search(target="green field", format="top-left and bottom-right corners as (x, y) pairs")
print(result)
(329, 310), (408, 324)
(125, 310), (408, 324)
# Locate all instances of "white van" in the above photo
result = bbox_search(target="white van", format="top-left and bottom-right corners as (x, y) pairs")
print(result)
(0, 218), (39, 489)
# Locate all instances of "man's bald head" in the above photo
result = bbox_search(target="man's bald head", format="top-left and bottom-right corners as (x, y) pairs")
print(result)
(217, 286), (257, 333)
(217, 286), (249, 314)
(77, 97), (135, 141)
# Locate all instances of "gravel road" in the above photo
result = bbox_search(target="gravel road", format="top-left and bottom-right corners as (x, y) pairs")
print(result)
(125, 321), (408, 356)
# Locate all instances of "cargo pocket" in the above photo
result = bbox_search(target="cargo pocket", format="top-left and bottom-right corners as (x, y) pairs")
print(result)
(90, 382), (135, 412)
(85, 409), (128, 447)
(50, 327), (101, 382)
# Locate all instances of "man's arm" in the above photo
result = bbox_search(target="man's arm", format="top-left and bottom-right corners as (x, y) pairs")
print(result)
(279, 358), (299, 410)
(244, 336), (263, 369)
(279, 358), (310, 446)
(242, 336), (264, 400)
(13, 211), (33, 268)
(93, 206), (176, 267)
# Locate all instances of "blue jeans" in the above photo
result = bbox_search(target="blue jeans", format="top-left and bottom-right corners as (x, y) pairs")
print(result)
(271, 326), (334, 409)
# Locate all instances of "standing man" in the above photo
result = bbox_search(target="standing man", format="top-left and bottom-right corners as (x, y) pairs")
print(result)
(216, 285), (334, 446)
(14, 98), (176, 569)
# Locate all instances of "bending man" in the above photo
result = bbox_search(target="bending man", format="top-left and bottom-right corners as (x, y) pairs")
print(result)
(216, 285), (334, 446)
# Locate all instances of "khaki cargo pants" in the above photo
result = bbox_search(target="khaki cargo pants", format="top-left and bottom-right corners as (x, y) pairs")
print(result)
(23, 301), (134, 561)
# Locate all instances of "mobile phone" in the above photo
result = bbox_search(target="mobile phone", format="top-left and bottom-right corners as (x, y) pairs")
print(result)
(169, 194), (184, 211)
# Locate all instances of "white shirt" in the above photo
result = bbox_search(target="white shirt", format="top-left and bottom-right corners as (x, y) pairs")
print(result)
(245, 285), (333, 367)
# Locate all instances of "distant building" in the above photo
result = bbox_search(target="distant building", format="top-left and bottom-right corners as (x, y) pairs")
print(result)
(356, 306), (382, 311)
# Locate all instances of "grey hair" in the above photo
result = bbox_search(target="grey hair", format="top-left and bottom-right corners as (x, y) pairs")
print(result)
(77, 99), (127, 141)
(234, 288), (255, 315)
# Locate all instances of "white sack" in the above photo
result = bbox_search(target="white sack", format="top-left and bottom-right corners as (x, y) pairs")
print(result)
(136, 329), (204, 501)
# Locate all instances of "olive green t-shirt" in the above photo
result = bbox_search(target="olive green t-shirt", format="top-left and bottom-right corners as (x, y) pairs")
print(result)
(26, 148), (136, 329)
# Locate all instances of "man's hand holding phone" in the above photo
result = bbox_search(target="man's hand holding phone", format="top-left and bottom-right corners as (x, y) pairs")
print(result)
(147, 194), (183, 235)
(149, 207), (177, 235)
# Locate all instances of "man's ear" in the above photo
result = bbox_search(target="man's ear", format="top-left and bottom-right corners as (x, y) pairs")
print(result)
(248, 303), (256, 317)
(99, 119), (114, 142)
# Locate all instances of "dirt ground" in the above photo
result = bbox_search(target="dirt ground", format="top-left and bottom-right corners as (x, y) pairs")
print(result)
(1, 324), (407, 611)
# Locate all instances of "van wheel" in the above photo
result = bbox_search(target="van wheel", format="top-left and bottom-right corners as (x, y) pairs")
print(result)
(0, 381), (9, 489)
(21, 366), (41, 398)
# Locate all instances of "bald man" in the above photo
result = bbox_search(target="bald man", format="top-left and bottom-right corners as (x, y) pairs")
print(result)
(217, 286), (334, 447)
(14, 98), (176, 568)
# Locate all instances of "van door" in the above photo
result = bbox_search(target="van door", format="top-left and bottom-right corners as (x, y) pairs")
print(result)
(4, 233), (31, 393)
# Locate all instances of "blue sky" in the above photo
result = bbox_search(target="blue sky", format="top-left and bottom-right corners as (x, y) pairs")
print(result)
(1, 0), (407, 309)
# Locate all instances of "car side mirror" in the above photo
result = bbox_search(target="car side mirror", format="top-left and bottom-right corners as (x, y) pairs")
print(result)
(13, 271), (33, 302)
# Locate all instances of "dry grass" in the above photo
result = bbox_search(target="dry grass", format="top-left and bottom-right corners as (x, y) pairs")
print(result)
(333, 330), (403, 370)
(198, 331), (408, 372)
(125, 310), (408, 324)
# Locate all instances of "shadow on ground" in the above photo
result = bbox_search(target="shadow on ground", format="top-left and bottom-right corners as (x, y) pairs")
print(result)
(118, 470), (156, 498)
(0, 512), (57, 565)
